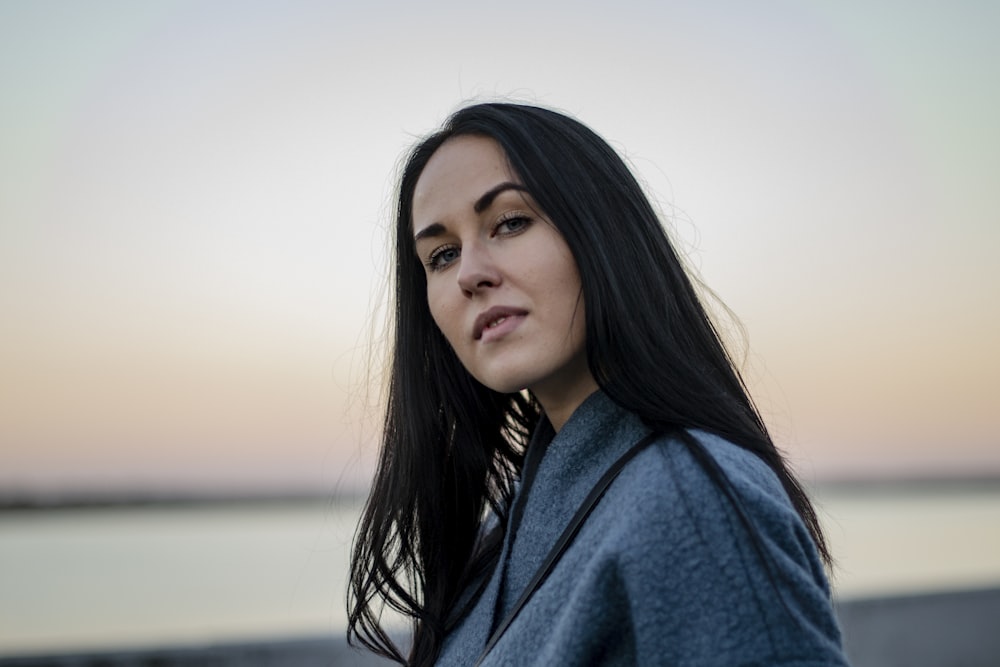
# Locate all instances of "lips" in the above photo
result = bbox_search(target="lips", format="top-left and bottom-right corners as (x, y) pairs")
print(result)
(473, 306), (529, 340)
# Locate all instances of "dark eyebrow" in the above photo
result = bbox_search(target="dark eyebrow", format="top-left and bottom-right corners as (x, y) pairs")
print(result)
(414, 182), (531, 242)
(414, 222), (445, 243)
(474, 181), (529, 214)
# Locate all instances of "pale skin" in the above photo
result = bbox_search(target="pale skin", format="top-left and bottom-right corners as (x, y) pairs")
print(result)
(411, 135), (599, 431)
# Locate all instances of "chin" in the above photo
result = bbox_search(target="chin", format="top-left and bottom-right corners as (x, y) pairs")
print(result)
(468, 366), (535, 395)
(475, 376), (530, 395)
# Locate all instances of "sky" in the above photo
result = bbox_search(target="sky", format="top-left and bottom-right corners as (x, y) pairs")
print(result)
(1, 0), (998, 495)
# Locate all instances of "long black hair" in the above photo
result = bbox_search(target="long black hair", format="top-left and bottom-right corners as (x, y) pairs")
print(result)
(348, 102), (830, 666)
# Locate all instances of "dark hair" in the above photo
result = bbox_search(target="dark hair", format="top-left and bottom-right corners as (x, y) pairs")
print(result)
(348, 102), (830, 666)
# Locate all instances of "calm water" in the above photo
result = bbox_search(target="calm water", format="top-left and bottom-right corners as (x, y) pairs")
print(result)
(2, 490), (1000, 656)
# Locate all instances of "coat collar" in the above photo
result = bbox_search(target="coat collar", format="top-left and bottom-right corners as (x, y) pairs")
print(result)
(496, 390), (652, 621)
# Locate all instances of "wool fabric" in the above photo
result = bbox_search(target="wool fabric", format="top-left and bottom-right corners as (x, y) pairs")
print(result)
(435, 391), (849, 666)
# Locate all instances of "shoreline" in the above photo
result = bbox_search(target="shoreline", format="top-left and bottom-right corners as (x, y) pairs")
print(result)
(0, 491), (367, 512)
(4, 473), (1000, 512)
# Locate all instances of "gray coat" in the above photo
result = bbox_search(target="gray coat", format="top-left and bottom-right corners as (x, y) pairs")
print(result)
(436, 391), (848, 666)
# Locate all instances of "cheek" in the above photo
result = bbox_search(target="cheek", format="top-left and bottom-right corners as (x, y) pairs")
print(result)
(427, 288), (462, 345)
(556, 268), (587, 341)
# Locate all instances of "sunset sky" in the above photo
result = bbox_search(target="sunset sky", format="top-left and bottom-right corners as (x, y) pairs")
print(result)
(2, 0), (997, 495)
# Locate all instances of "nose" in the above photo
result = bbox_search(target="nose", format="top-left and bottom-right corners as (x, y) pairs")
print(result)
(456, 242), (501, 297)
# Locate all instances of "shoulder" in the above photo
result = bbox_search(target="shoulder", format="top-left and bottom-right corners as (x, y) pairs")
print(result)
(602, 429), (793, 527)
(577, 429), (845, 664)
(613, 429), (801, 523)
(647, 428), (788, 502)
(602, 429), (825, 580)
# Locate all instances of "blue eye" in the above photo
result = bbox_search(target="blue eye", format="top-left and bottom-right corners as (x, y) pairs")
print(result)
(497, 215), (531, 235)
(427, 246), (460, 271)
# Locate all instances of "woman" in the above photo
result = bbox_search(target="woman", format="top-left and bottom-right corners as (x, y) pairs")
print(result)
(348, 103), (848, 666)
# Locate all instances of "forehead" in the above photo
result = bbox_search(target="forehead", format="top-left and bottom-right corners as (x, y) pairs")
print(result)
(411, 135), (515, 225)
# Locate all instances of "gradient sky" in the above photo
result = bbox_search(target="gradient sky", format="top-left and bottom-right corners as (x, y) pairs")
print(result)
(1, 0), (998, 494)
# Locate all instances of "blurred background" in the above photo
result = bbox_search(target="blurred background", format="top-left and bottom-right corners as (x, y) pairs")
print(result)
(1, 0), (998, 662)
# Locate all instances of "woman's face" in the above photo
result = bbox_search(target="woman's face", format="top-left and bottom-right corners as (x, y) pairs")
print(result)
(411, 135), (597, 428)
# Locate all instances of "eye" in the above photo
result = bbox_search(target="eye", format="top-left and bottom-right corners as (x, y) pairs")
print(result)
(426, 245), (460, 271)
(495, 213), (532, 236)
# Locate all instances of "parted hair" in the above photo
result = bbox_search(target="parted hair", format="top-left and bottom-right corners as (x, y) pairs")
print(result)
(347, 102), (830, 666)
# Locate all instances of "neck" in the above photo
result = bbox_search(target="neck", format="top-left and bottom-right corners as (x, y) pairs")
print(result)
(534, 378), (600, 432)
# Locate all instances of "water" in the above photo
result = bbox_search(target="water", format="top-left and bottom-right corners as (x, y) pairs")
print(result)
(2, 490), (999, 656)
(0, 499), (363, 655)
(817, 487), (1000, 598)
